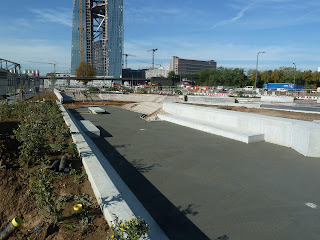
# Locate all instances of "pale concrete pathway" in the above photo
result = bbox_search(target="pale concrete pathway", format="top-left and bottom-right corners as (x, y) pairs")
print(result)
(71, 106), (320, 240)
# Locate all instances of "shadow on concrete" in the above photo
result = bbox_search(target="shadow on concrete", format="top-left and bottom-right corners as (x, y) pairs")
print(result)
(215, 235), (230, 240)
(92, 136), (211, 240)
(177, 204), (199, 217)
(97, 126), (113, 138)
(131, 159), (161, 174)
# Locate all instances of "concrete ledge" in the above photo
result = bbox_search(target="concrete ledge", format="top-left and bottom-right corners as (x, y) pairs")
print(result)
(54, 89), (63, 103)
(261, 96), (294, 103)
(79, 120), (100, 138)
(88, 106), (106, 114)
(162, 102), (320, 157)
(158, 114), (264, 144)
(58, 102), (168, 240)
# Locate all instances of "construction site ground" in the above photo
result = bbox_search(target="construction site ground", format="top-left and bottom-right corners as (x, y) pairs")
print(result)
(62, 92), (320, 122)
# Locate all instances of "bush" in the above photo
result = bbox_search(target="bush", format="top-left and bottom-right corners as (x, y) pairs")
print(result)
(138, 88), (148, 94)
(107, 215), (150, 240)
(88, 87), (99, 92)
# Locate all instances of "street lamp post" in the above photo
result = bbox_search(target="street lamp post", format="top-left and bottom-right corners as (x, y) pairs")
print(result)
(255, 51), (266, 89)
(293, 63), (296, 91)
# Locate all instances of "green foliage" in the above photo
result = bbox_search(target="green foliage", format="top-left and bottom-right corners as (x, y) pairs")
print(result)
(0, 101), (14, 121)
(138, 88), (148, 94)
(14, 119), (50, 166)
(105, 87), (120, 91)
(88, 87), (99, 92)
(121, 87), (134, 93)
(28, 168), (60, 224)
(175, 89), (183, 95)
(179, 66), (314, 88)
(13, 99), (72, 166)
(58, 193), (94, 230)
(107, 215), (151, 240)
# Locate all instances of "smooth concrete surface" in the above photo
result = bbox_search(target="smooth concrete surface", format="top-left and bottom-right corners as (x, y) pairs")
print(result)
(261, 96), (294, 103)
(79, 120), (100, 138)
(58, 103), (168, 240)
(71, 105), (320, 240)
(317, 99), (320, 104)
(158, 114), (264, 144)
(89, 106), (106, 114)
(162, 102), (320, 157)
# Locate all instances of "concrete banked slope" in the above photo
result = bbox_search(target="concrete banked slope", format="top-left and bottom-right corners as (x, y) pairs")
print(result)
(159, 102), (320, 158)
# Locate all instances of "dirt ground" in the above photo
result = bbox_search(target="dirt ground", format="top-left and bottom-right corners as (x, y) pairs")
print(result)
(197, 104), (320, 122)
(0, 101), (110, 239)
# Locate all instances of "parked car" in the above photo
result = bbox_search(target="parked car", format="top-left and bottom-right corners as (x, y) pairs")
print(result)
(277, 88), (287, 92)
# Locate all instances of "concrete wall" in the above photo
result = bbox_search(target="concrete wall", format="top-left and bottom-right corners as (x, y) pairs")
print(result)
(99, 93), (180, 103)
(163, 102), (320, 157)
(187, 95), (235, 104)
(261, 96), (294, 103)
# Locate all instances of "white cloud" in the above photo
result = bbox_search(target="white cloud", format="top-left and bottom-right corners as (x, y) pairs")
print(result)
(30, 8), (72, 27)
(213, 2), (256, 28)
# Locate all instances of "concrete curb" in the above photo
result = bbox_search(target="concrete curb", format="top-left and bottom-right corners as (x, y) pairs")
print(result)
(54, 89), (63, 103)
(58, 102), (169, 240)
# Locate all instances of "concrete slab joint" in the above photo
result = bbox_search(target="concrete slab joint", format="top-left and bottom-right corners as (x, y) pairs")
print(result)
(160, 102), (320, 158)
(57, 102), (169, 240)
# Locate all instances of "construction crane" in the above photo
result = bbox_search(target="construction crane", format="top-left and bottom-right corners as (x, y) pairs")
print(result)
(142, 49), (158, 69)
(122, 54), (136, 69)
(28, 61), (56, 73)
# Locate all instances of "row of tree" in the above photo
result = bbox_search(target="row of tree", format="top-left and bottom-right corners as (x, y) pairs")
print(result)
(169, 67), (320, 88)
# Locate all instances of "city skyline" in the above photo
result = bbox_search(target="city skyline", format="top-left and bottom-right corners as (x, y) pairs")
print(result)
(0, 0), (319, 74)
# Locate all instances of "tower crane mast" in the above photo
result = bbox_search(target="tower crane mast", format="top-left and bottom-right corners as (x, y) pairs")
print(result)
(122, 54), (136, 69)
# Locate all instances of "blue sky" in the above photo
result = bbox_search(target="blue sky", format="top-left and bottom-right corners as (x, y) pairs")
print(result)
(0, 0), (319, 74)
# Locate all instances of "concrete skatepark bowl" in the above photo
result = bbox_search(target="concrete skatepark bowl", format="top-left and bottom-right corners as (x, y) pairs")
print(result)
(70, 105), (320, 240)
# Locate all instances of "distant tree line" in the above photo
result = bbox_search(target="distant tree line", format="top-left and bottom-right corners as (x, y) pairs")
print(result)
(168, 67), (320, 88)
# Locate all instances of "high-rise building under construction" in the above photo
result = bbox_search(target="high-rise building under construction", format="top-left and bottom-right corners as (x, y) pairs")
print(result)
(71, 0), (123, 77)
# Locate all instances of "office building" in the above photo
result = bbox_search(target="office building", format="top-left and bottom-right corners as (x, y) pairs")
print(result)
(71, 0), (124, 77)
(170, 56), (217, 75)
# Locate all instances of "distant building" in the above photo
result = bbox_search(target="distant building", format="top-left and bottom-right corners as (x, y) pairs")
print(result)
(122, 69), (146, 79)
(318, 67), (320, 72)
(170, 56), (217, 75)
(71, 0), (124, 77)
(145, 67), (170, 79)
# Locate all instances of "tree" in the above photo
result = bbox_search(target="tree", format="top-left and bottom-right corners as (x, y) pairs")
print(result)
(261, 70), (272, 84)
(271, 69), (282, 83)
(75, 61), (96, 78)
(303, 71), (313, 86)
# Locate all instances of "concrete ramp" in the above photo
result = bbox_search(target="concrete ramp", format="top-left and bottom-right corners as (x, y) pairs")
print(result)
(88, 107), (106, 114)
(158, 114), (264, 144)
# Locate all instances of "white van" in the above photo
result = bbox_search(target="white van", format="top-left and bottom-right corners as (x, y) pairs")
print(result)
(317, 87), (320, 93)
(244, 86), (254, 91)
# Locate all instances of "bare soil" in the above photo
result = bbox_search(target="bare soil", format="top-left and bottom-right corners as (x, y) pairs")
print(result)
(0, 103), (110, 239)
(199, 104), (320, 122)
